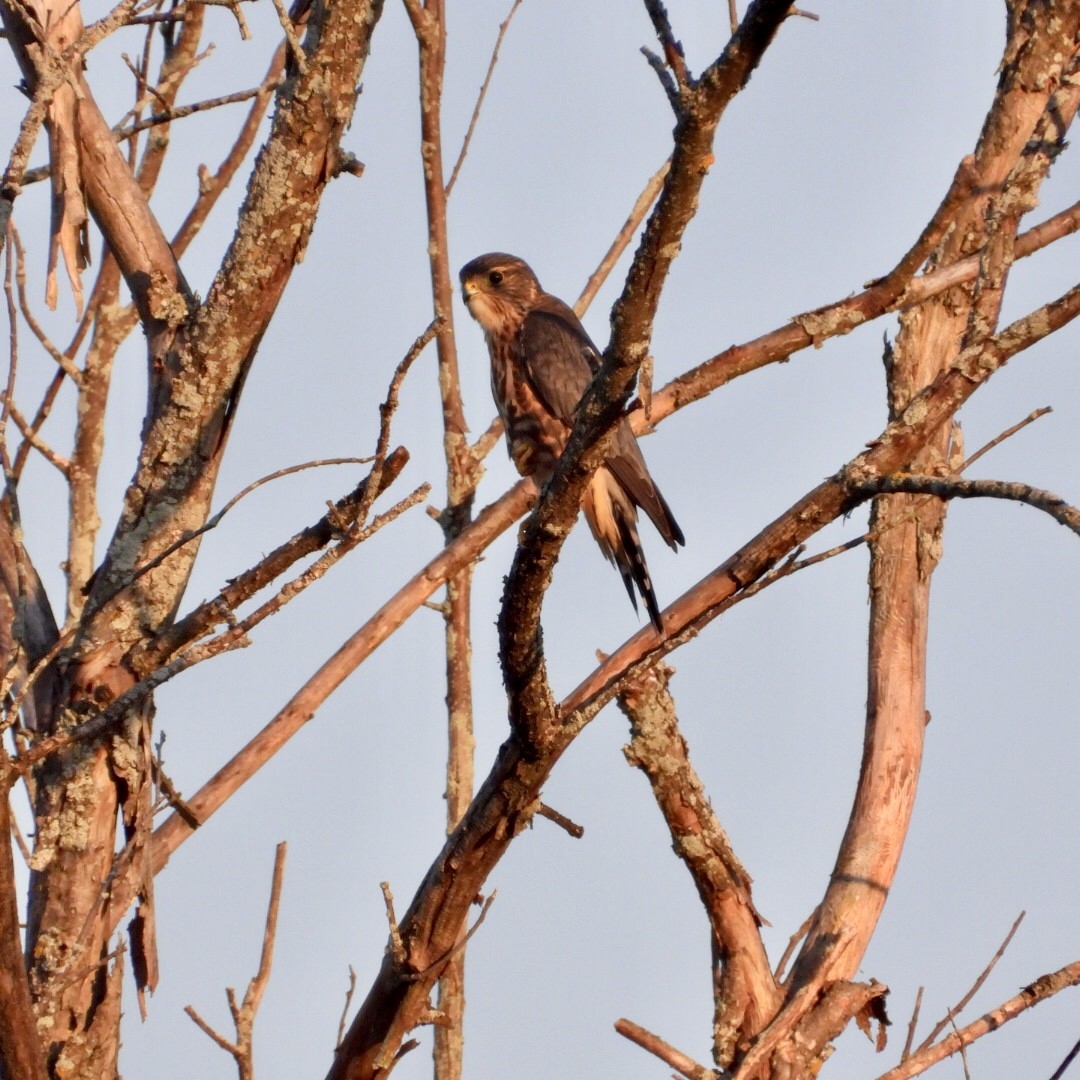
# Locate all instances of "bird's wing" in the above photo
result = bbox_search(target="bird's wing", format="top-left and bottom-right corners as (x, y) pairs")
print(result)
(521, 295), (685, 551)
(518, 298), (598, 425)
(606, 426), (685, 550)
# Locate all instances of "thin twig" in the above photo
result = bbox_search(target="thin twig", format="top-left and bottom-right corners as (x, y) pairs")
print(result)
(119, 456), (375, 593)
(12, 368), (65, 478)
(950, 1016), (971, 1080)
(170, 46), (287, 257)
(410, 892), (496, 982)
(901, 986), (923, 1062)
(198, 0), (250, 38)
(445, 0), (523, 197)
(915, 912), (1026, 1054)
(144, 447), (409, 667)
(184, 1005), (238, 1054)
(775, 906), (818, 983)
(251, 843), (287, 1003)
(574, 157), (671, 317)
(9, 808), (31, 865)
(114, 82), (276, 142)
(268, 0), (307, 74)
(960, 406), (1051, 471)
(184, 843), (287, 1079)
(468, 416), (503, 461)
(381, 882), (405, 967)
(336, 966), (357, 1052)
(5, 398), (68, 474)
(640, 45), (679, 112)
(10, 228), (84, 385)
(643, 0), (690, 92)
(1050, 1034), (1080, 1080)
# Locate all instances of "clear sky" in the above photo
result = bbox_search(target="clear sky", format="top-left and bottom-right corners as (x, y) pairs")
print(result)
(2, 2), (1079, 1078)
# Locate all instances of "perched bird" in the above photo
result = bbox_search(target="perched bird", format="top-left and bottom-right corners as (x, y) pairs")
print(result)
(459, 252), (684, 633)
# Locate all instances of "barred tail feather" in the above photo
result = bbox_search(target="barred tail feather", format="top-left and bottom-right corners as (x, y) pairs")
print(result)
(584, 469), (665, 634)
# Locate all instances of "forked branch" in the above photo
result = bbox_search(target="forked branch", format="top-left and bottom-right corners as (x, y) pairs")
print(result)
(185, 843), (288, 1080)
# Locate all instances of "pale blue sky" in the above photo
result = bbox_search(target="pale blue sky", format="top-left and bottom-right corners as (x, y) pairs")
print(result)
(3, 2), (1078, 1078)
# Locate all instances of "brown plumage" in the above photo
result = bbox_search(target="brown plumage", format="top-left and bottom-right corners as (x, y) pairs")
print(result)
(459, 252), (684, 633)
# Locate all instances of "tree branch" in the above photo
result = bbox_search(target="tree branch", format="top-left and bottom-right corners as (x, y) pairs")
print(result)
(874, 959), (1080, 1080)
(617, 661), (778, 1067)
(850, 477), (1080, 537)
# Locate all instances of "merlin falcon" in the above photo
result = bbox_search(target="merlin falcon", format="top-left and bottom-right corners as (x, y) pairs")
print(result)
(459, 252), (684, 633)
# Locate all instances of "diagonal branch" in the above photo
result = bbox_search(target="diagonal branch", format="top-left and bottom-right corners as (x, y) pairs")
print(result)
(185, 842), (287, 1080)
(649, 194), (1080, 429)
(913, 912), (1026, 1056)
(617, 661), (778, 1067)
(321, 275), (1080, 1080)
(563, 279), (1080, 718)
(497, 0), (797, 751)
(874, 958), (1080, 1080)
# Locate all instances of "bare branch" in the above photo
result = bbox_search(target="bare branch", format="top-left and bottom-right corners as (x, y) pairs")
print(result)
(535, 802), (583, 839)
(617, 660), (777, 1066)
(614, 1017), (720, 1080)
(114, 81), (279, 142)
(649, 196), (1080, 428)
(901, 986), (923, 1062)
(642, 0), (691, 99)
(171, 44), (287, 257)
(850, 477), (1080, 538)
(563, 279), (1080, 718)
(184, 843), (287, 1080)
(1050, 1034), (1080, 1080)
(269, 0), (306, 74)
(335, 967), (357, 1052)
(380, 881), (404, 968)
(5, 397), (68, 474)
(914, 912), (1026, 1054)
(875, 959), (1080, 1080)
(444, 0), (523, 198)
(143, 447), (411, 666)
(960, 406), (1051, 471)
(574, 156), (671, 317)
(774, 907), (817, 984)
(114, 456), (377, 601)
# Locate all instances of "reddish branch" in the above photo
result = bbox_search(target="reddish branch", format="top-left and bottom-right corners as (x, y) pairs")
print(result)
(564, 282), (1080, 718)
(184, 842), (287, 1080)
(615, 1017), (715, 1080)
(1, 0), (391, 1067)
(401, 3), (477, 1072)
(0, 777), (48, 1080)
(617, 662), (778, 1067)
(649, 194), (1080, 429)
(498, 0), (797, 749)
(733, 13), (1080, 1077)
(875, 959), (1080, 1080)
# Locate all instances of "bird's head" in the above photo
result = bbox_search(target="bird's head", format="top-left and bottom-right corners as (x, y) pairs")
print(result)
(459, 253), (542, 335)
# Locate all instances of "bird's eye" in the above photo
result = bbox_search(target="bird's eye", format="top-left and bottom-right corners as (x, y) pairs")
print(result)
(488, 270), (503, 286)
